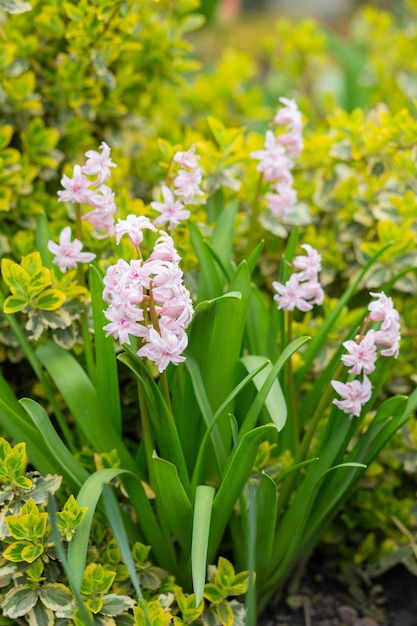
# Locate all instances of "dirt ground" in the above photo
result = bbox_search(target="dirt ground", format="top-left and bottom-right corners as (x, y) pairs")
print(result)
(258, 565), (417, 626)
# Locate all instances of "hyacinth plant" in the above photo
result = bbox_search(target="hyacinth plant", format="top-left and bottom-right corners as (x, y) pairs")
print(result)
(0, 98), (416, 626)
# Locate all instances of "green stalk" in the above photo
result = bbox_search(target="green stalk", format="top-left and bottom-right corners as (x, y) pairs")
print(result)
(286, 310), (299, 440)
(137, 380), (156, 487)
(248, 173), (264, 255)
(74, 203), (95, 383)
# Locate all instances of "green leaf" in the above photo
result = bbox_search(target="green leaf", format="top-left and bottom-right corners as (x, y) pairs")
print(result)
(152, 455), (193, 553)
(189, 220), (226, 302)
(33, 288), (66, 311)
(192, 485), (215, 606)
(1, 258), (28, 297)
(254, 473), (277, 569)
(3, 294), (28, 313)
(100, 593), (136, 616)
(209, 424), (276, 560)
(1, 585), (37, 618)
(118, 347), (190, 493)
(0, 388), (56, 475)
(35, 341), (136, 474)
(27, 602), (54, 626)
(240, 356), (287, 432)
(210, 200), (238, 275)
(19, 398), (89, 490)
(89, 265), (122, 434)
(0, 125), (13, 150)
(187, 262), (252, 458)
(239, 336), (310, 437)
(68, 468), (130, 590)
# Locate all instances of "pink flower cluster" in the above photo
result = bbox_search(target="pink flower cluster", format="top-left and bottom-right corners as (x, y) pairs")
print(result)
(151, 145), (203, 230)
(57, 142), (117, 239)
(272, 244), (324, 312)
(103, 228), (193, 373)
(331, 291), (401, 418)
(251, 97), (303, 220)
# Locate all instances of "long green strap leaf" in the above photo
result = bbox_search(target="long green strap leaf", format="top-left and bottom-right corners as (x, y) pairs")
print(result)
(89, 264), (122, 434)
(240, 355), (287, 432)
(239, 336), (310, 438)
(189, 220), (226, 302)
(190, 359), (270, 490)
(0, 385), (56, 475)
(209, 424), (275, 561)
(152, 455), (193, 553)
(19, 398), (89, 490)
(36, 341), (137, 474)
(118, 348), (191, 494)
(192, 485), (215, 606)
(68, 468), (130, 589)
(102, 485), (149, 624)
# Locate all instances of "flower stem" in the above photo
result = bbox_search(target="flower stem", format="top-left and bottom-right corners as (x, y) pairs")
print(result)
(137, 379), (155, 487)
(248, 172), (264, 254)
(286, 310), (299, 440)
(75, 203), (95, 383)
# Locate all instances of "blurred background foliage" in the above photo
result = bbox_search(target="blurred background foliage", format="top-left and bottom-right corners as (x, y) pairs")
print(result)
(0, 0), (417, 590)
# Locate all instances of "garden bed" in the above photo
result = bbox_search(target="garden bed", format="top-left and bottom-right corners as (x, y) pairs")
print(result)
(260, 565), (417, 626)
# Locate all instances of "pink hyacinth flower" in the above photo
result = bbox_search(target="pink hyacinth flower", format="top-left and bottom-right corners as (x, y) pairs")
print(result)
(273, 97), (303, 130)
(47, 226), (96, 273)
(250, 130), (293, 182)
(137, 325), (188, 373)
(173, 168), (204, 203)
(331, 375), (372, 418)
(115, 215), (157, 246)
(57, 165), (95, 205)
(151, 185), (191, 230)
(173, 145), (200, 170)
(265, 181), (297, 219)
(82, 141), (117, 184)
(293, 244), (322, 281)
(273, 274), (322, 312)
(341, 329), (377, 375)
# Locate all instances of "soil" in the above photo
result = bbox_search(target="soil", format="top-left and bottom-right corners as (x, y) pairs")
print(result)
(258, 565), (417, 626)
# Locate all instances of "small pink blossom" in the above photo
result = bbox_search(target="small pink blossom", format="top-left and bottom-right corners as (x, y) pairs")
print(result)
(136, 325), (188, 372)
(265, 181), (297, 219)
(150, 232), (181, 263)
(331, 375), (372, 418)
(173, 145), (200, 170)
(277, 130), (304, 158)
(82, 141), (117, 184)
(47, 227), (96, 273)
(151, 185), (191, 230)
(115, 215), (157, 246)
(273, 274), (323, 312)
(251, 130), (293, 182)
(341, 329), (377, 375)
(273, 97), (303, 130)
(57, 165), (94, 205)
(368, 291), (397, 322)
(173, 168), (204, 203)
(368, 291), (401, 358)
(374, 323), (401, 358)
(103, 303), (147, 344)
(293, 244), (322, 281)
